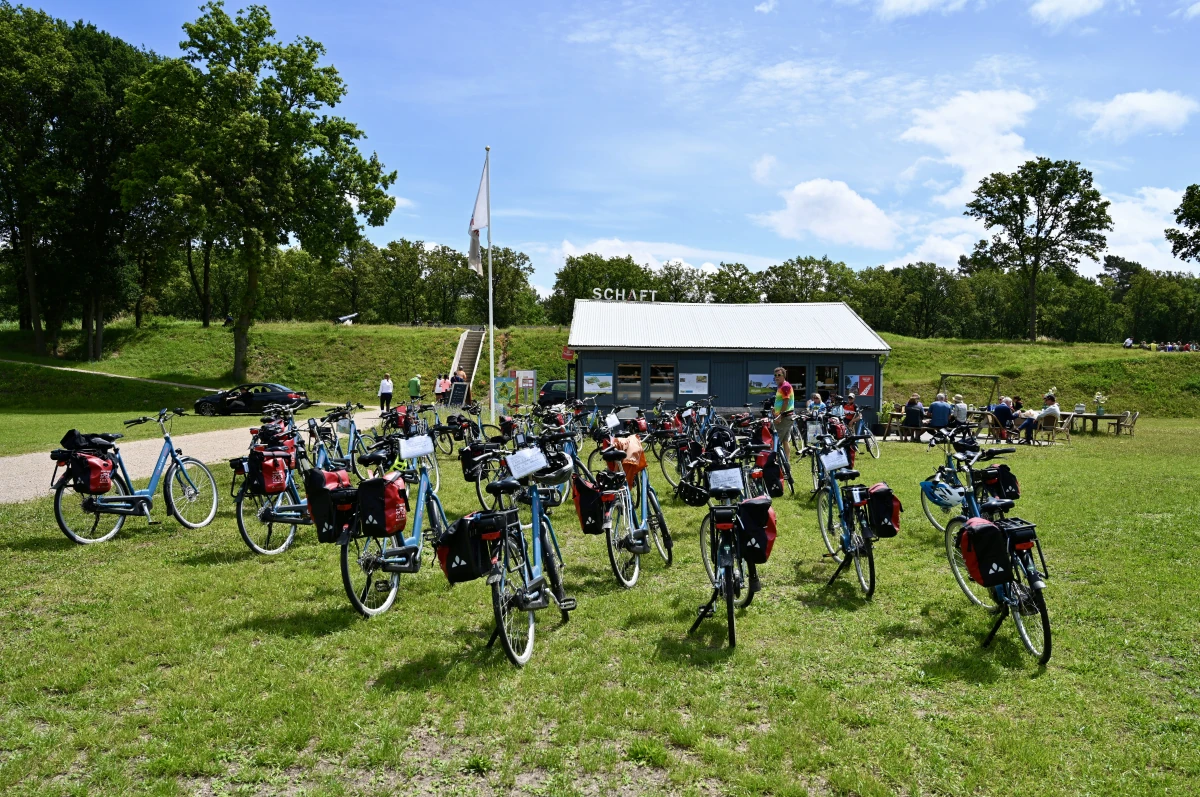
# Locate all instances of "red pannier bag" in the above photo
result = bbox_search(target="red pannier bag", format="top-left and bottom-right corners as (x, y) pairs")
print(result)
(357, 472), (408, 538)
(866, 482), (902, 538)
(737, 496), (776, 564)
(249, 448), (291, 495)
(72, 452), (114, 494)
(956, 517), (1011, 586)
(304, 468), (354, 543)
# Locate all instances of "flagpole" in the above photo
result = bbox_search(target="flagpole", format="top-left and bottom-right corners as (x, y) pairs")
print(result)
(485, 146), (495, 424)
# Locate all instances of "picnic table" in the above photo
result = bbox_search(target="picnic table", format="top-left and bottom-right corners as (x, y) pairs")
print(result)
(1071, 413), (1127, 433)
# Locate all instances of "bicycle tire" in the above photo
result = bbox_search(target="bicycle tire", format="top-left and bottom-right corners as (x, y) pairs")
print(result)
(852, 532), (875, 598)
(1011, 567), (1052, 665)
(492, 537), (535, 667)
(810, 454), (821, 493)
(164, 457), (218, 529)
(699, 513), (716, 586)
(944, 516), (999, 611)
(475, 460), (513, 511)
(481, 423), (505, 444)
(736, 561), (755, 609)
(340, 533), (399, 617)
(865, 430), (880, 459)
(724, 563), (737, 648)
(236, 485), (298, 555)
(814, 488), (842, 562)
(606, 495), (640, 588)
(921, 489), (958, 534)
(779, 454), (794, 496)
(435, 431), (454, 456)
(421, 454), (440, 494)
(587, 447), (604, 477)
(660, 445), (682, 488)
(541, 526), (570, 623)
(54, 475), (130, 545)
(349, 435), (372, 480)
(647, 489), (672, 566)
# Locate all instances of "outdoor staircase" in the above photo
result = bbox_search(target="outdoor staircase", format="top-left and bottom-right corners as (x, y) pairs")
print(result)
(450, 327), (487, 396)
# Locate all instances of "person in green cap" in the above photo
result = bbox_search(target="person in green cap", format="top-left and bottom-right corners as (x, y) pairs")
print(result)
(408, 373), (421, 401)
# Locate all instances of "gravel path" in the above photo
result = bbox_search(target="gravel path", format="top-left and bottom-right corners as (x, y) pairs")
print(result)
(0, 409), (384, 505)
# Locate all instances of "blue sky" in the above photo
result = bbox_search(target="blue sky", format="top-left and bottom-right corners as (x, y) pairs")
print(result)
(41, 0), (1200, 292)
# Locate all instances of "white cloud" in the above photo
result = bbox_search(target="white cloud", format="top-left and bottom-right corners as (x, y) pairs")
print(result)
(1029, 0), (1105, 27)
(1102, 187), (1190, 273)
(883, 215), (986, 269)
(752, 154), (777, 185)
(900, 90), (1037, 207)
(1185, 2), (1200, 19)
(1075, 90), (1198, 142)
(755, 179), (899, 249)
(556, 238), (776, 270)
(392, 196), (416, 209)
(876, 0), (967, 21)
(754, 0), (778, 12)
(532, 283), (553, 299)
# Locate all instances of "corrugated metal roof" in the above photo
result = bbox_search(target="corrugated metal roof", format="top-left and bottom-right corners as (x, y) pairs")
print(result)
(567, 300), (890, 353)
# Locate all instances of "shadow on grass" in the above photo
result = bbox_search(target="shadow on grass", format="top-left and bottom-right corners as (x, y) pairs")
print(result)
(373, 633), (512, 692)
(622, 610), (667, 630)
(1, 535), (76, 553)
(570, 563), (627, 596)
(178, 548), (257, 567)
(231, 606), (357, 638)
(655, 631), (736, 666)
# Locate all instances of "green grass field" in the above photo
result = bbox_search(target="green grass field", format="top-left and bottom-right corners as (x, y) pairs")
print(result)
(2, 422), (1196, 795)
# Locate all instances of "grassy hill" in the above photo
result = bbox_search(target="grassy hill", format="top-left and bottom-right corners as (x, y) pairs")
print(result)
(4, 321), (1199, 418)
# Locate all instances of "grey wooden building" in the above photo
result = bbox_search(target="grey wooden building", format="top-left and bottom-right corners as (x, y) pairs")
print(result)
(567, 300), (889, 415)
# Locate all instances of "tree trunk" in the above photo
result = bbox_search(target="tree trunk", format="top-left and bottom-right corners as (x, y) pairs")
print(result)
(135, 253), (149, 329)
(1027, 270), (1038, 341)
(202, 240), (213, 327)
(232, 245), (261, 382)
(20, 231), (45, 355)
(95, 296), (105, 360)
(82, 299), (94, 361)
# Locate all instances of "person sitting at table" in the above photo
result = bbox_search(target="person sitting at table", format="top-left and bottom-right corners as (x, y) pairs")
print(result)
(991, 397), (1016, 439)
(806, 393), (826, 414)
(951, 394), (969, 424)
(901, 394), (925, 442)
(1016, 393), (1060, 443)
(929, 393), (953, 429)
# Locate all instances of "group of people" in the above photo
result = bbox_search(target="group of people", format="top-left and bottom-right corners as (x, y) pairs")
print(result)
(901, 392), (1060, 443)
(376, 369), (468, 412)
(769, 367), (864, 455)
(1124, 338), (1198, 352)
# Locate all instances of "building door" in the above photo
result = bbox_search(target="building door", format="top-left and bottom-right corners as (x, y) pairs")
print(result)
(711, 360), (745, 407)
(782, 365), (807, 399)
(815, 365), (840, 402)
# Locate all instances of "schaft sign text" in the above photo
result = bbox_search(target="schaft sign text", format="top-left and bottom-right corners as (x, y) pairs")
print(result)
(592, 288), (658, 302)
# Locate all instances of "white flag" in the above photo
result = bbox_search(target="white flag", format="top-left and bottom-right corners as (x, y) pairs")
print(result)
(468, 157), (489, 276)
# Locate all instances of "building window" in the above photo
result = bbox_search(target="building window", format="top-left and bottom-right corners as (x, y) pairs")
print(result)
(815, 366), (839, 401)
(616, 363), (643, 403)
(649, 364), (675, 402)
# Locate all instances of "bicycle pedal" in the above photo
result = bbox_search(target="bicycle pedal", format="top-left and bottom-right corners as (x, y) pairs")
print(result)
(696, 605), (714, 619)
(557, 596), (577, 612)
(374, 581), (393, 593)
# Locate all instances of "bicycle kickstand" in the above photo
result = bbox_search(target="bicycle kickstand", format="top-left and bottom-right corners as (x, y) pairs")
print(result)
(688, 589), (719, 635)
(826, 555), (851, 587)
(981, 608), (1008, 649)
(486, 624), (500, 648)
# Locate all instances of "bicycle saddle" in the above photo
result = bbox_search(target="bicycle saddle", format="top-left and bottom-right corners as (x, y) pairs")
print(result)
(540, 431), (573, 443)
(93, 433), (123, 442)
(981, 497), (1015, 514)
(833, 469), (861, 481)
(486, 477), (521, 496)
(357, 450), (392, 467)
(600, 448), (627, 463)
(708, 486), (741, 500)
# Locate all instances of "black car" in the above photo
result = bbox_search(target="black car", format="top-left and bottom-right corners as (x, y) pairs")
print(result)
(194, 383), (309, 416)
(537, 380), (573, 407)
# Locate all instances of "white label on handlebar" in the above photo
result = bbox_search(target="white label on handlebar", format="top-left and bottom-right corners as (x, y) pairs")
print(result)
(606, 413), (620, 430)
(707, 467), (742, 493)
(398, 434), (435, 460)
(820, 449), (850, 471)
(697, 407), (708, 416)
(507, 446), (548, 480)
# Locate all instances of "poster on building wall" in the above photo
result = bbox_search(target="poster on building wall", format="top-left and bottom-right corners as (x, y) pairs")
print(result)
(678, 373), (708, 395)
(583, 372), (613, 394)
(846, 374), (876, 397)
(748, 373), (775, 396)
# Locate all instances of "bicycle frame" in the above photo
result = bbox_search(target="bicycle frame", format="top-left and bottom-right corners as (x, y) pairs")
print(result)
(500, 479), (556, 591)
(920, 450), (984, 518)
(377, 460), (449, 569)
(93, 432), (194, 516)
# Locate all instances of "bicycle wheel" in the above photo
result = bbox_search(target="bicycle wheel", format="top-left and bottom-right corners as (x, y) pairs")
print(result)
(349, 435), (372, 480)
(865, 429), (880, 459)
(421, 454), (440, 494)
(660, 445), (681, 488)
(699, 513), (716, 586)
(780, 455), (795, 496)
(921, 489), (957, 533)
(606, 494), (640, 588)
(724, 563), (737, 648)
(944, 516), (998, 610)
(481, 423), (504, 443)
(814, 488), (842, 562)
(646, 489), (672, 566)
(810, 455), (821, 493)
(540, 527), (570, 623)
(340, 533), (399, 617)
(163, 457), (218, 528)
(435, 431), (454, 456)
(54, 476), (130, 544)
(236, 485), (298, 555)
(1011, 565), (1052, 665)
(851, 531), (875, 598)
(587, 447), (604, 476)
(475, 460), (513, 511)
(736, 560), (755, 609)
(492, 537), (535, 667)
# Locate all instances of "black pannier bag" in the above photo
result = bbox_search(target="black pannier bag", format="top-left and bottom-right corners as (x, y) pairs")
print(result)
(761, 452), (785, 498)
(866, 482), (902, 538)
(357, 471), (408, 538)
(435, 510), (510, 583)
(572, 473), (608, 535)
(71, 452), (114, 494)
(981, 464), (1020, 500)
(956, 517), (1011, 586)
(737, 495), (777, 564)
(304, 468), (354, 543)
(459, 441), (492, 482)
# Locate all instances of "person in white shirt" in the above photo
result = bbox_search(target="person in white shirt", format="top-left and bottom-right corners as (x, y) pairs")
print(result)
(378, 373), (394, 412)
(951, 394), (969, 424)
(1017, 393), (1060, 443)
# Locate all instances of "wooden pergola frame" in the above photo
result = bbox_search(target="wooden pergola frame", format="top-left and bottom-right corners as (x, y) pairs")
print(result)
(937, 373), (1001, 407)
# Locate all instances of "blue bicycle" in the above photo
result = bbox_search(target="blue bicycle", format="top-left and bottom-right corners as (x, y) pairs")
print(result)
(50, 409), (218, 544)
(812, 432), (877, 597)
